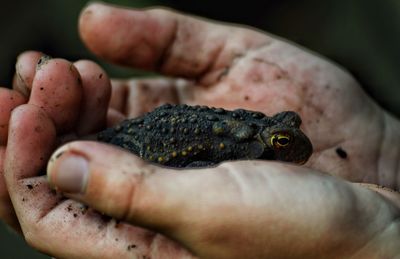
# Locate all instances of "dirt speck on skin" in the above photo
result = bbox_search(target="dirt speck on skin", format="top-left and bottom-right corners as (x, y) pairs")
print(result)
(80, 205), (88, 215)
(83, 9), (93, 17)
(26, 184), (33, 190)
(376, 185), (400, 193)
(73, 213), (78, 218)
(36, 55), (52, 70)
(336, 147), (348, 159)
(127, 244), (137, 251)
(67, 204), (73, 212)
(49, 189), (57, 196)
(114, 220), (121, 229)
(100, 214), (112, 223)
(55, 151), (64, 159)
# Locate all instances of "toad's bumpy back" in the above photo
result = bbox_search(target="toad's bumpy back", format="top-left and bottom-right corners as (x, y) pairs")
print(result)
(97, 104), (313, 168)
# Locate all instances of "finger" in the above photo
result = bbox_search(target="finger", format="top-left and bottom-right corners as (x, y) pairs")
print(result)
(29, 58), (83, 133)
(4, 104), (59, 228)
(0, 147), (20, 231)
(13, 51), (44, 96)
(0, 88), (27, 145)
(73, 60), (111, 135)
(110, 78), (181, 118)
(79, 3), (268, 78)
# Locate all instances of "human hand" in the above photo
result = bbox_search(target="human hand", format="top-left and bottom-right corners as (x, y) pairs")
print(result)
(0, 51), (109, 230)
(2, 2), (400, 258)
(2, 53), (194, 257)
(44, 141), (400, 258)
(76, 3), (400, 185)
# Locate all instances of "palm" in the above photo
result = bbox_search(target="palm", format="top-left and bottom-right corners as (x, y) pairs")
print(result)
(190, 51), (383, 182)
(114, 42), (384, 183)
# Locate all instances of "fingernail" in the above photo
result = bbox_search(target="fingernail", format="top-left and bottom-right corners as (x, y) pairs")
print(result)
(48, 154), (89, 194)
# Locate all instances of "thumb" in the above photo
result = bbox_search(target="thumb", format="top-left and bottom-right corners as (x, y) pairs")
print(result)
(46, 141), (208, 231)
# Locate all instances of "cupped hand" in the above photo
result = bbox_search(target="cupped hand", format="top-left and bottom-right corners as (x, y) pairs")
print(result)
(78, 3), (400, 185)
(1, 2), (400, 258)
(2, 52), (195, 257)
(44, 140), (400, 258)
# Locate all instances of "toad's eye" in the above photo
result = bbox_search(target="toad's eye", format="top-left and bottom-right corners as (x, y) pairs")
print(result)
(270, 133), (291, 147)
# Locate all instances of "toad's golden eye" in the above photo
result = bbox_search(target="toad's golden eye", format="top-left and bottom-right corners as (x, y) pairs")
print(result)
(270, 133), (291, 147)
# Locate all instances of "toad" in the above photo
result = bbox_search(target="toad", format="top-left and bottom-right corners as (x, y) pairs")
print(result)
(97, 104), (313, 168)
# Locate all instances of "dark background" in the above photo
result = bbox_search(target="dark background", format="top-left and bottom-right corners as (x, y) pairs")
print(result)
(1, 0), (399, 258)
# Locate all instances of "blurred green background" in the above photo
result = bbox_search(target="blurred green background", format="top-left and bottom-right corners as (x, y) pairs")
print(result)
(0, 0), (399, 258)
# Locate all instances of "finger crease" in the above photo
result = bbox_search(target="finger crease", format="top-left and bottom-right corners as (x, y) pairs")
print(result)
(155, 18), (179, 72)
(194, 42), (226, 84)
(202, 40), (273, 86)
(121, 172), (144, 222)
